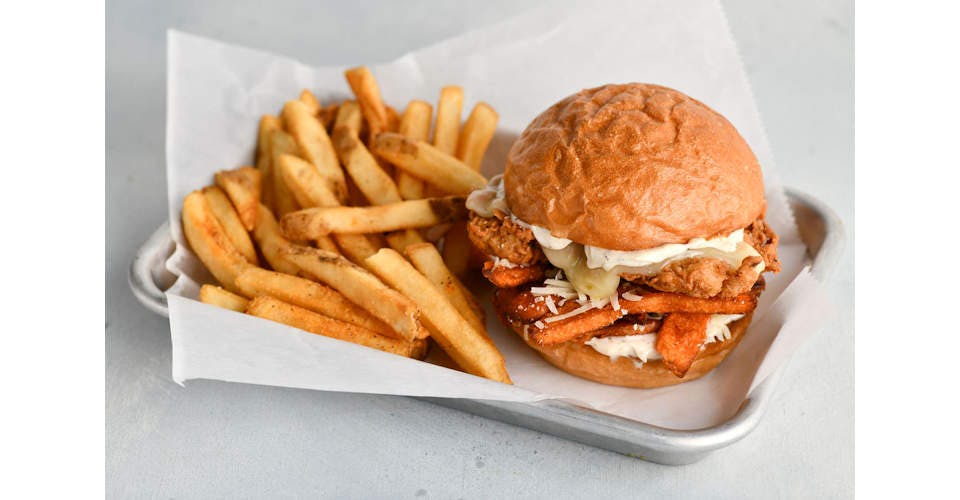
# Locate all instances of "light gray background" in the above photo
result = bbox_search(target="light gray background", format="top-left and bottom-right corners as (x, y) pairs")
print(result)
(106, 1), (853, 498)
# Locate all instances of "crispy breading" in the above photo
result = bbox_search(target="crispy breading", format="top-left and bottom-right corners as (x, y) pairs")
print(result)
(481, 260), (545, 288)
(467, 212), (544, 265)
(655, 313), (712, 377)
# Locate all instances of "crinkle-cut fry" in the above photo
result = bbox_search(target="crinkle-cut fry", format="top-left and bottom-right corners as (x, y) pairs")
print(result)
(181, 191), (253, 294)
(396, 100), (433, 200)
(332, 233), (382, 268)
(619, 291), (758, 315)
(246, 296), (423, 358)
(455, 102), (498, 170)
(214, 166), (261, 231)
(251, 204), (300, 275)
(344, 66), (390, 137)
(256, 115), (282, 209)
(372, 133), (487, 195)
(441, 222), (471, 277)
(201, 186), (258, 264)
(364, 249), (511, 383)
(481, 260), (545, 288)
(199, 284), (249, 312)
(235, 267), (391, 334)
(280, 196), (467, 239)
(528, 308), (623, 346)
(432, 85), (463, 155)
(278, 153), (341, 209)
(404, 243), (486, 336)
(655, 313), (712, 377)
(333, 124), (402, 205)
(384, 229), (426, 254)
(268, 128), (302, 217)
(299, 89), (321, 115)
(282, 244), (427, 341)
(282, 99), (346, 201)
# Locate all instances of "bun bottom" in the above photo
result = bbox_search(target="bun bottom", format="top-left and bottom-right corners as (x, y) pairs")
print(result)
(499, 311), (754, 389)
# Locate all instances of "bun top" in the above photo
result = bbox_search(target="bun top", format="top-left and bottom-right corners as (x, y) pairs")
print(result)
(504, 83), (766, 250)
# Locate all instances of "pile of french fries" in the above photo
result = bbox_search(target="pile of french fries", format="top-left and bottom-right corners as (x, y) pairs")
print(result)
(181, 67), (510, 384)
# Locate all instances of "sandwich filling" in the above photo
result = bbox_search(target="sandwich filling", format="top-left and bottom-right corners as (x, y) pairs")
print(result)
(583, 313), (744, 365)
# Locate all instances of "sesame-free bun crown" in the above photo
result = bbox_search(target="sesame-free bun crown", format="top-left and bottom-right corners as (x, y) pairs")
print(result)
(504, 83), (766, 250)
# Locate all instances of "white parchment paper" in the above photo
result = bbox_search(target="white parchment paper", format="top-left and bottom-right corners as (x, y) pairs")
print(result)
(163, 0), (832, 430)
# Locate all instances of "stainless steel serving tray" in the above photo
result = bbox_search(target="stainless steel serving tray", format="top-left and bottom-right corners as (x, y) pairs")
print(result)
(128, 188), (843, 465)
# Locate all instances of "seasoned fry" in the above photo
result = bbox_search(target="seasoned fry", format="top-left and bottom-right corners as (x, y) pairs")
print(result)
(404, 243), (486, 334)
(199, 284), (249, 312)
(235, 267), (391, 334)
(278, 153), (341, 209)
(432, 85), (463, 155)
(268, 129), (301, 216)
(384, 229), (425, 254)
(299, 89), (321, 115)
(345, 66), (390, 137)
(441, 223), (471, 277)
(365, 249), (510, 383)
(371, 133), (487, 195)
(455, 102), (498, 170)
(655, 313), (712, 377)
(214, 166), (261, 231)
(334, 100), (363, 136)
(282, 99), (346, 200)
(481, 261), (546, 288)
(246, 296), (423, 358)
(283, 245), (427, 341)
(620, 291), (758, 315)
(257, 115), (282, 208)
(332, 233), (382, 267)
(281, 196), (467, 239)
(181, 190), (253, 293)
(251, 204), (300, 275)
(396, 100), (433, 200)
(333, 124), (402, 205)
(201, 186), (257, 264)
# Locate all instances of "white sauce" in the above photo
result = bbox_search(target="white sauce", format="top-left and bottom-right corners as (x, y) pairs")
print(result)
(585, 314), (744, 364)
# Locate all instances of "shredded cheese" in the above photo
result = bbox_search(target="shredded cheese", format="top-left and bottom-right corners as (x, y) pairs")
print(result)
(545, 296), (558, 314)
(621, 291), (644, 301)
(543, 303), (597, 323)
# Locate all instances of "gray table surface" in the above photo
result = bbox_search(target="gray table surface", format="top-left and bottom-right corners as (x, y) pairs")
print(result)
(106, 1), (853, 497)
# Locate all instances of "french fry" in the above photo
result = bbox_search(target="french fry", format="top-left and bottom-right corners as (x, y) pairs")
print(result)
(257, 115), (282, 208)
(432, 86), (463, 155)
(314, 235), (339, 253)
(214, 166), (261, 231)
(441, 224), (471, 277)
(283, 245), (427, 341)
(268, 129), (301, 216)
(334, 100), (363, 136)
(371, 133), (487, 195)
(299, 89), (321, 115)
(319, 102), (340, 132)
(385, 105), (400, 132)
(246, 296), (424, 358)
(404, 243), (486, 335)
(199, 284), (249, 312)
(278, 153), (341, 209)
(384, 229), (426, 254)
(281, 196), (467, 238)
(365, 248), (510, 383)
(332, 233), (382, 267)
(201, 186), (257, 264)
(655, 313), (713, 377)
(235, 267), (392, 334)
(344, 66), (390, 137)
(333, 123), (402, 205)
(455, 102), (499, 170)
(282, 99), (346, 201)
(251, 204), (300, 275)
(181, 191), (253, 293)
(396, 100), (433, 200)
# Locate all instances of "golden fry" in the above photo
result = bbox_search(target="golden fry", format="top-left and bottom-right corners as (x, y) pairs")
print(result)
(371, 133), (487, 195)
(432, 86), (463, 155)
(214, 166), (261, 231)
(278, 153), (341, 209)
(282, 99), (346, 200)
(455, 102), (498, 170)
(181, 190), (253, 293)
(201, 186), (257, 264)
(199, 284), (249, 312)
(268, 129), (301, 216)
(283, 245), (427, 341)
(332, 124), (402, 205)
(404, 243), (486, 335)
(257, 115), (282, 209)
(299, 89), (321, 115)
(251, 204), (300, 275)
(344, 66), (389, 137)
(246, 296), (423, 358)
(396, 100), (433, 200)
(281, 196), (467, 239)
(332, 233), (382, 268)
(384, 229), (425, 254)
(365, 249), (510, 383)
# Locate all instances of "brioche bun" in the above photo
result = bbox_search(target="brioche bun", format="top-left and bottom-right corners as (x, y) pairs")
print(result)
(500, 311), (753, 389)
(504, 83), (766, 251)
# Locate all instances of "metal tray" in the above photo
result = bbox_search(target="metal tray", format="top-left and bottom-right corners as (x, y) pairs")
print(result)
(128, 188), (843, 465)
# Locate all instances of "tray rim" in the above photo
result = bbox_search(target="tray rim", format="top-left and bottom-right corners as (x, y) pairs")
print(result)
(127, 187), (844, 463)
